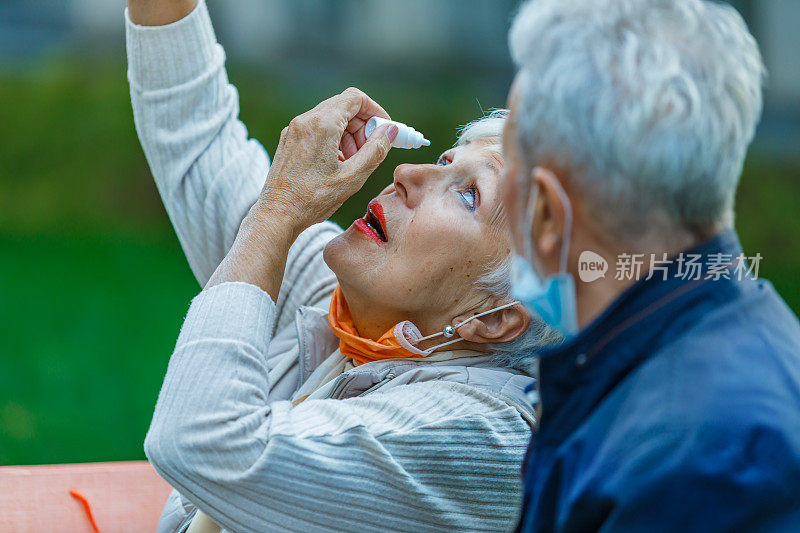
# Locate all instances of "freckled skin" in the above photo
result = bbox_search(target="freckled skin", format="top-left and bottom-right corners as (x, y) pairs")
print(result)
(323, 140), (512, 339)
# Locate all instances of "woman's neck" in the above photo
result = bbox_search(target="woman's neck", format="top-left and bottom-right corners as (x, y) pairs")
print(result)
(337, 284), (409, 340)
(337, 283), (486, 353)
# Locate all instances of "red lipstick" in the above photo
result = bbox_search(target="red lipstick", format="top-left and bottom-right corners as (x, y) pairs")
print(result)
(355, 219), (384, 245)
(367, 199), (387, 239)
(353, 199), (388, 245)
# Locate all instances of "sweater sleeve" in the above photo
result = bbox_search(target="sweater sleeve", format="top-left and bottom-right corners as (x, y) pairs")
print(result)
(125, 1), (341, 325)
(126, 0), (268, 286)
(145, 282), (530, 533)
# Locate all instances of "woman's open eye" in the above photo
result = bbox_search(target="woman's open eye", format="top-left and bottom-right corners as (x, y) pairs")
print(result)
(436, 154), (450, 166)
(458, 185), (478, 211)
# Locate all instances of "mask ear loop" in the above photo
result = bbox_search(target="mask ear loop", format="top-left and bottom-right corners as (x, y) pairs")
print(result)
(548, 175), (573, 274)
(412, 300), (521, 351)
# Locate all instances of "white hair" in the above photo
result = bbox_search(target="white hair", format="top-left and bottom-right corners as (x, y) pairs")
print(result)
(509, 0), (765, 241)
(456, 108), (508, 147)
(475, 256), (564, 373)
(457, 110), (563, 374)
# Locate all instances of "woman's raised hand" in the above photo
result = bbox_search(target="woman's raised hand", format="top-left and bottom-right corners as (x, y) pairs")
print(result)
(205, 88), (397, 297)
(261, 87), (398, 230)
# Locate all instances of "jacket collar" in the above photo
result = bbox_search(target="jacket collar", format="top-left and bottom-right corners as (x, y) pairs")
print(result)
(293, 304), (538, 425)
(294, 305), (339, 387)
(294, 306), (523, 386)
(533, 229), (745, 443)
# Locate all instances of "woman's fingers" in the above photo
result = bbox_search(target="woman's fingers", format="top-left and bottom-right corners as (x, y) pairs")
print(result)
(340, 119), (370, 159)
(344, 116), (369, 153)
(338, 87), (390, 122)
(336, 89), (386, 159)
(340, 132), (358, 160)
(324, 88), (389, 144)
(345, 116), (367, 134)
(352, 124), (368, 150)
(341, 123), (397, 184)
(259, 87), (392, 227)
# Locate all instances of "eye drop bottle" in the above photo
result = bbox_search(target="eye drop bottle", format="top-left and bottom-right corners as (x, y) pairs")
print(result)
(365, 116), (430, 149)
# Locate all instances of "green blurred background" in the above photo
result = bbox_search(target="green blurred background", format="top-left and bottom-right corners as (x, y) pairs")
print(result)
(1, 1), (798, 465)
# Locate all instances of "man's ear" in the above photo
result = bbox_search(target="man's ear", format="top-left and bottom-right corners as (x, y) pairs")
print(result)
(532, 166), (568, 267)
(453, 303), (531, 345)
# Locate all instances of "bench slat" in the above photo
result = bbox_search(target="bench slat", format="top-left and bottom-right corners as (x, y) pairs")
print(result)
(0, 461), (171, 532)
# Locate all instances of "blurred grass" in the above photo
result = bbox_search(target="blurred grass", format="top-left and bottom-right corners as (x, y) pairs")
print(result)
(0, 57), (798, 465)
(0, 231), (197, 464)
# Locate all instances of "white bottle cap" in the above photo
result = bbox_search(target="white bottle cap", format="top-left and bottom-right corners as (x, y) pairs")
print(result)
(364, 117), (431, 149)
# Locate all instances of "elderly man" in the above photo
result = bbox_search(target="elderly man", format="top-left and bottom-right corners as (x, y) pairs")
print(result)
(502, 0), (800, 530)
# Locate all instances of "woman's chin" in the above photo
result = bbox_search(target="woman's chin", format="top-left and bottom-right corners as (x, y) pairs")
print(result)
(323, 229), (375, 279)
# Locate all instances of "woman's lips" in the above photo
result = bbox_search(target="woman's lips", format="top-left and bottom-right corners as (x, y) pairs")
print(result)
(354, 199), (389, 245)
(354, 218), (385, 245)
(367, 199), (388, 239)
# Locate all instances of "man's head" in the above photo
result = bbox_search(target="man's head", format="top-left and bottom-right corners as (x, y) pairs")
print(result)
(502, 0), (765, 326)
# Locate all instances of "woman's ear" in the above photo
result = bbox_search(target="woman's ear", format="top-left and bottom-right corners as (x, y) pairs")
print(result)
(453, 303), (531, 345)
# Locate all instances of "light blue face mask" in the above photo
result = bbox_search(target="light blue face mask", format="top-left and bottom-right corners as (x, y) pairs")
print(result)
(510, 175), (579, 338)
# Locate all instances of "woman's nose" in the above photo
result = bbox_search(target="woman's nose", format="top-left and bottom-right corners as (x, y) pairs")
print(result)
(392, 164), (431, 209)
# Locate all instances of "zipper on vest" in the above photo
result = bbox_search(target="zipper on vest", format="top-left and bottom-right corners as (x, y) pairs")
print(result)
(325, 372), (396, 399)
(325, 374), (350, 399)
(358, 373), (395, 397)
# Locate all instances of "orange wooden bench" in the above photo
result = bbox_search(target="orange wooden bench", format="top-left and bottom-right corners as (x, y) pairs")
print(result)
(0, 461), (172, 532)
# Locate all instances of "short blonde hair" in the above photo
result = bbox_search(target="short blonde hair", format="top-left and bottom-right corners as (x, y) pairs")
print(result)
(456, 108), (508, 150)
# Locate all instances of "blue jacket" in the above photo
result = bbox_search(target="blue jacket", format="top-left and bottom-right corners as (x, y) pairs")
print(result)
(516, 230), (800, 532)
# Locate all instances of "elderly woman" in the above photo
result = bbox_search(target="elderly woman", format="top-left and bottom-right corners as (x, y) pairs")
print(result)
(127, 1), (556, 532)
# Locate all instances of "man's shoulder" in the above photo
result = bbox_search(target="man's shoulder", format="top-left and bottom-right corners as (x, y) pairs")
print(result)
(635, 275), (800, 414)
(617, 321), (800, 442)
(572, 369), (800, 531)
(578, 273), (800, 451)
(580, 357), (800, 511)
(661, 274), (800, 349)
(587, 292), (800, 486)
(679, 276), (800, 357)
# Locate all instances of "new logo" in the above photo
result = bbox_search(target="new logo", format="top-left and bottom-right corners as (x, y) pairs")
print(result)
(578, 251), (608, 282)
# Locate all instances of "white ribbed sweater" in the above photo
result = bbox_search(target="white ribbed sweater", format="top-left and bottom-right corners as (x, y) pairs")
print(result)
(127, 2), (531, 532)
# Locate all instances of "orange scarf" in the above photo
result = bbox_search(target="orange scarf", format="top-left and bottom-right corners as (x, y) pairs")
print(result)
(328, 285), (429, 365)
